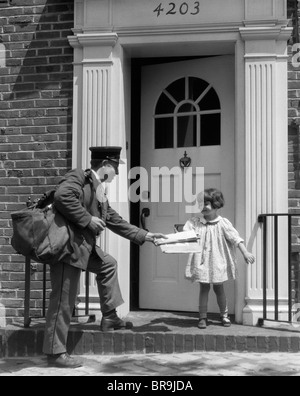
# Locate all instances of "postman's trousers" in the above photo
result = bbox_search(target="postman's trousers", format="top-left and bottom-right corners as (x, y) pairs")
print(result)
(42, 251), (124, 355)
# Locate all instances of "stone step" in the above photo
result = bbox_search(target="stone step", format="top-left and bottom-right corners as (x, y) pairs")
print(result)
(1, 311), (300, 357)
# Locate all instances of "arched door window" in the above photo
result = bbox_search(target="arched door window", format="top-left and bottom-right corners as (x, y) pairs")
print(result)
(154, 77), (221, 149)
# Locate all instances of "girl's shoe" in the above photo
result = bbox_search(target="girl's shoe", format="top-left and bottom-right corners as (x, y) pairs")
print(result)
(221, 316), (231, 327)
(198, 318), (207, 329)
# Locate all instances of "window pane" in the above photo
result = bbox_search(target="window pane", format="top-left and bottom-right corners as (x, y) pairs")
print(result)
(189, 77), (209, 101)
(201, 114), (221, 146)
(155, 118), (174, 149)
(199, 88), (220, 110)
(177, 115), (197, 147)
(166, 78), (185, 103)
(178, 103), (196, 113)
(156, 92), (176, 115)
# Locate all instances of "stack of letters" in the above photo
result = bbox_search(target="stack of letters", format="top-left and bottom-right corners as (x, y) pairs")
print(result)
(156, 230), (201, 254)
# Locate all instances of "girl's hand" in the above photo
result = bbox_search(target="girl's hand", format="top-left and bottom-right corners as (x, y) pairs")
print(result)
(238, 243), (255, 264)
(244, 252), (255, 265)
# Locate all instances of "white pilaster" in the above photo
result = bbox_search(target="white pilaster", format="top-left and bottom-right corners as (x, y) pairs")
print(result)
(68, 33), (131, 318)
(240, 26), (292, 325)
(69, 33), (118, 169)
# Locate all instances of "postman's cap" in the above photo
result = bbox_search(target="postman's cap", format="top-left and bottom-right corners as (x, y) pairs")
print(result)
(89, 146), (125, 165)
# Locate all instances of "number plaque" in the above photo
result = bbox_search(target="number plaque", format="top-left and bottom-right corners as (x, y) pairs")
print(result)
(153, 1), (200, 18)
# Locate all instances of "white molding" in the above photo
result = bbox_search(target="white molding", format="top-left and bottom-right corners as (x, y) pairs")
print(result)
(243, 19), (286, 27)
(78, 60), (114, 66)
(92, 22), (243, 35)
(68, 35), (82, 49)
(68, 25), (292, 46)
(240, 26), (293, 41)
(68, 33), (118, 48)
(244, 54), (289, 61)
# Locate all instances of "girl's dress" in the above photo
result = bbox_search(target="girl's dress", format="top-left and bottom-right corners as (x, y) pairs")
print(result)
(184, 216), (244, 284)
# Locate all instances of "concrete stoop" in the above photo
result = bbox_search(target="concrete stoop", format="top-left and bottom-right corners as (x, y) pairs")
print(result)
(1, 311), (300, 357)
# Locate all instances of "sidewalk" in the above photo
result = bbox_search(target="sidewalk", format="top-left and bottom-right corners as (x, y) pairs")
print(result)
(1, 352), (300, 376)
(1, 311), (300, 376)
(1, 311), (300, 358)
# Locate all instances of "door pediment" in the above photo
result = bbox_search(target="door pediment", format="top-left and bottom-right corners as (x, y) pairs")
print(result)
(75, 0), (287, 32)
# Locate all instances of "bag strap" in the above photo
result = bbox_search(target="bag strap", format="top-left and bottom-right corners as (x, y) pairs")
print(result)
(84, 169), (93, 183)
(26, 170), (93, 210)
(26, 190), (56, 210)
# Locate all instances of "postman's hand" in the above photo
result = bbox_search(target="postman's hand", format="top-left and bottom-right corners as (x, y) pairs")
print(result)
(145, 232), (168, 245)
(88, 217), (106, 235)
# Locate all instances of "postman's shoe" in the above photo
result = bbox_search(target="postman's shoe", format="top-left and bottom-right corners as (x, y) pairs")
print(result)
(100, 315), (133, 332)
(47, 353), (83, 369)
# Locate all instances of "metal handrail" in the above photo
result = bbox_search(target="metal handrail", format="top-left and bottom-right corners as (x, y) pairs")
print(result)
(24, 257), (94, 328)
(258, 213), (294, 324)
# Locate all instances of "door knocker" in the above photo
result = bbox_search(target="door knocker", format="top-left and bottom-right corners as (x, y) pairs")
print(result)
(179, 151), (191, 169)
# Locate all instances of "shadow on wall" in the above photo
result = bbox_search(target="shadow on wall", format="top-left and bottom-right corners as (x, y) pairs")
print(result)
(289, 123), (300, 190)
(3, 0), (74, 196)
(0, 0), (75, 327)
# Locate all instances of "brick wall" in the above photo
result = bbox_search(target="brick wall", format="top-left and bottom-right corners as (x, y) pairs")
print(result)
(288, 0), (300, 213)
(288, 0), (300, 305)
(0, 0), (74, 325)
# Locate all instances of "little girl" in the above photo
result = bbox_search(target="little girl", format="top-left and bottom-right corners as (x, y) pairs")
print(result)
(183, 188), (255, 329)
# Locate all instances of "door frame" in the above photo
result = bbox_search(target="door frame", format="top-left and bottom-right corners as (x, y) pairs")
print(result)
(129, 55), (231, 311)
(69, 6), (291, 323)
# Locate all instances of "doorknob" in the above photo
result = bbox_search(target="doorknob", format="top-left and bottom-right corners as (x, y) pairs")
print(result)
(141, 208), (150, 231)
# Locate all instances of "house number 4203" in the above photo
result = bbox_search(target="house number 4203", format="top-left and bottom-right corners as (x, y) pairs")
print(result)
(153, 2), (200, 17)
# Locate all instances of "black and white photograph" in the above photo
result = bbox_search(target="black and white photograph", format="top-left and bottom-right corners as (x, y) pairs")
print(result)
(0, 0), (300, 379)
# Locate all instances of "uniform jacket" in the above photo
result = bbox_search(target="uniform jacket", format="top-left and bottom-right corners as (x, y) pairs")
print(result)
(54, 168), (148, 270)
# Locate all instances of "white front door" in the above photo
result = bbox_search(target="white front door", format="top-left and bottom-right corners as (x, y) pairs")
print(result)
(139, 56), (235, 313)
